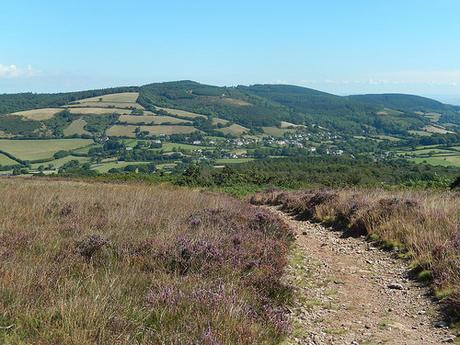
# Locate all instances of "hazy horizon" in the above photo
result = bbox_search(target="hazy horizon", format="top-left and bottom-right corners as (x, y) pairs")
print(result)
(1, 0), (459, 103)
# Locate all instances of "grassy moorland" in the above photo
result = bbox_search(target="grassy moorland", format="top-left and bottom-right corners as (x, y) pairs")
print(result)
(250, 188), (460, 318)
(0, 179), (293, 344)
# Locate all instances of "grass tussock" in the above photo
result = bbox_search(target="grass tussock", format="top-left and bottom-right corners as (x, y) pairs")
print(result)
(251, 188), (460, 317)
(0, 179), (293, 344)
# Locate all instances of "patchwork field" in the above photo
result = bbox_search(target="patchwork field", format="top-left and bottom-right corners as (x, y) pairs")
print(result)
(91, 161), (151, 173)
(423, 124), (452, 134)
(118, 115), (191, 125)
(280, 121), (303, 128)
(211, 117), (230, 125)
(0, 153), (18, 166)
(11, 108), (63, 121)
(215, 158), (255, 164)
(155, 107), (207, 119)
(398, 145), (460, 167)
(75, 92), (139, 104)
(217, 124), (249, 135)
(68, 107), (132, 115)
(262, 126), (294, 137)
(157, 142), (212, 152)
(106, 125), (199, 138)
(63, 119), (90, 136)
(0, 139), (93, 161)
(30, 155), (90, 169)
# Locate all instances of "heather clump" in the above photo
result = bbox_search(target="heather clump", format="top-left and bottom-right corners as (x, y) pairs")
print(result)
(252, 188), (460, 315)
(0, 179), (292, 344)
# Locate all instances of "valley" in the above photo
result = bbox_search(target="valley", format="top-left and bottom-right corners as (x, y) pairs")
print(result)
(1, 81), (460, 179)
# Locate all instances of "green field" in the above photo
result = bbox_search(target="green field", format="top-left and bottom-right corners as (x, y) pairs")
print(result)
(409, 155), (460, 167)
(0, 139), (93, 161)
(215, 158), (255, 164)
(30, 155), (90, 169)
(217, 124), (249, 135)
(106, 125), (199, 137)
(262, 126), (293, 137)
(398, 144), (460, 167)
(0, 153), (19, 166)
(156, 142), (211, 152)
(63, 119), (90, 136)
(91, 161), (151, 173)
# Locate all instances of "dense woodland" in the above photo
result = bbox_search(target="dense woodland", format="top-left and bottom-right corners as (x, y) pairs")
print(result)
(0, 87), (138, 115)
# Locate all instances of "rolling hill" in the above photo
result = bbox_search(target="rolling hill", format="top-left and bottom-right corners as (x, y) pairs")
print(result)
(0, 81), (459, 138)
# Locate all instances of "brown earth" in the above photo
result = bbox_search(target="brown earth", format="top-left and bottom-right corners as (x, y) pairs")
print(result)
(266, 206), (458, 345)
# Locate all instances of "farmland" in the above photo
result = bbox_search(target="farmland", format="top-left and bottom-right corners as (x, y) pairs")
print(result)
(118, 114), (190, 124)
(68, 107), (132, 115)
(30, 155), (90, 169)
(217, 124), (249, 135)
(155, 107), (207, 119)
(12, 108), (63, 120)
(0, 153), (18, 166)
(91, 160), (152, 173)
(106, 125), (199, 137)
(0, 139), (93, 161)
(397, 145), (460, 167)
(63, 119), (90, 136)
(75, 92), (139, 103)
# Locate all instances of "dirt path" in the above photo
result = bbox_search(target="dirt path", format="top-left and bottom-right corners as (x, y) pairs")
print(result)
(267, 206), (457, 345)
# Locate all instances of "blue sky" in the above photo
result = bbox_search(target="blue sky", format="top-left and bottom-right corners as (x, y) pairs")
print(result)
(1, 0), (460, 102)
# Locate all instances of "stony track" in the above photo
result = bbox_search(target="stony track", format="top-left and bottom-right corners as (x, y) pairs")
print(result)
(267, 206), (458, 345)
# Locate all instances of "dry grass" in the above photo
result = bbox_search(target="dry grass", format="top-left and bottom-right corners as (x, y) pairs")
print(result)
(155, 107), (207, 119)
(0, 178), (293, 344)
(67, 103), (144, 110)
(106, 125), (200, 138)
(217, 124), (249, 136)
(251, 188), (460, 316)
(76, 92), (139, 104)
(118, 115), (191, 125)
(11, 108), (63, 120)
(63, 119), (90, 137)
(68, 108), (133, 115)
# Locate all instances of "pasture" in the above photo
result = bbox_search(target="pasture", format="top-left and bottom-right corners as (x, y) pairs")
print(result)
(0, 139), (93, 161)
(30, 155), (90, 169)
(91, 161), (151, 173)
(217, 124), (249, 135)
(0, 153), (18, 166)
(262, 126), (293, 137)
(215, 158), (255, 164)
(398, 145), (460, 167)
(11, 108), (63, 120)
(106, 125), (199, 137)
(67, 102), (143, 109)
(63, 119), (90, 136)
(68, 107), (132, 115)
(118, 115), (190, 125)
(211, 117), (230, 125)
(280, 121), (303, 128)
(75, 92), (139, 103)
(157, 142), (212, 152)
(155, 107), (207, 119)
